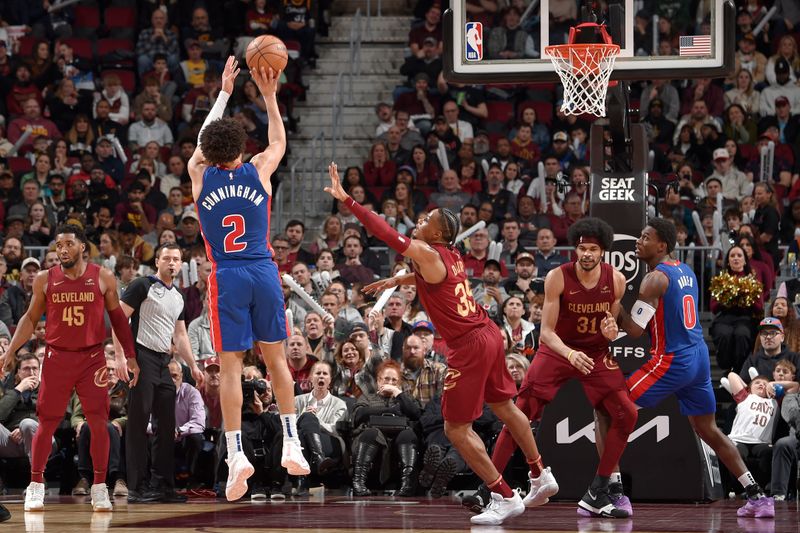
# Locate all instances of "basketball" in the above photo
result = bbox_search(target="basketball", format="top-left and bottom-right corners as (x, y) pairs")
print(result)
(245, 35), (288, 74)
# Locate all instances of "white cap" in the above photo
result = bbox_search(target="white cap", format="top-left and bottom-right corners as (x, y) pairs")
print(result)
(713, 148), (729, 161)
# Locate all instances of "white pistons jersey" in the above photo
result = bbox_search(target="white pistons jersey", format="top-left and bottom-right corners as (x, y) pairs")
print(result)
(728, 394), (778, 445)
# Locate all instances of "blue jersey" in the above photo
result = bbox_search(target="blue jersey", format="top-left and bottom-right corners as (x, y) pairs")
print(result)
(650, 260), (705, 354)
(196, 163), (271, 265)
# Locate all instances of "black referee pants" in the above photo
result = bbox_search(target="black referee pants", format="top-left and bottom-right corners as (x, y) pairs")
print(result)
(126, 346), (176, 493)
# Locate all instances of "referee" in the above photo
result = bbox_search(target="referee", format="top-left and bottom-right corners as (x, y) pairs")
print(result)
(113, 243), (204, 503)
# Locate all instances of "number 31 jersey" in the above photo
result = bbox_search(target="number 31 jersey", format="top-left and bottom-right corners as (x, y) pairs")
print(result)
(196, 162), (272, 265)
(650, 260), (704, 355)
(415, 243), (492, 346)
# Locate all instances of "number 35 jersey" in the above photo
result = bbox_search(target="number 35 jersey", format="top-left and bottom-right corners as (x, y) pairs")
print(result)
(197, 162), (272, 265)
(415, 243), (492, 346)
(540, 261), (615, 356)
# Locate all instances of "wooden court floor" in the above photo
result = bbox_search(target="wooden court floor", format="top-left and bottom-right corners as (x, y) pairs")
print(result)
(0, 493), (797, 532)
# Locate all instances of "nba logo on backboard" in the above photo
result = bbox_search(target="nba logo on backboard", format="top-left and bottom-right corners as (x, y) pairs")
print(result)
(465, 22), (483, 61)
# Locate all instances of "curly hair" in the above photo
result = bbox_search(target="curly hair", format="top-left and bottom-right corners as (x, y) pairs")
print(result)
(334, 340), (367, 368)
(199, 117), (248, 166)
(567, 217), (614, 250)
(647, 218), (678, 254)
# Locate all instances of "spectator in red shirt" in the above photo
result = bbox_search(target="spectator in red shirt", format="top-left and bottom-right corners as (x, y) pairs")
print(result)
(549, 192), (585, 245)
(286, 333), (319, 394)
(363, 140), (397, 187)
(409, 4), (443, 57)
(462, 227), (509, 278)
(7, 99), (61, 147)
(5, 64), (42, 117)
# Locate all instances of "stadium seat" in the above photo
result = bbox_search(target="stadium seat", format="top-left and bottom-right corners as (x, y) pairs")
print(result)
(7, 157), (32, 175)
(104, 6), (137, 29)
(484, 101), (515, 133)
(284, 40), (302, 61)
(16, 36), (38, 58)
(96, 38), (135, 67)
(62, 38), (93, 60)
(73, 5), (101, 38)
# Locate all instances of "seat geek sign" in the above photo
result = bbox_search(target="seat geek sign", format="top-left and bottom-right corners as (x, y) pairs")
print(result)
(597, 177), (638, 201)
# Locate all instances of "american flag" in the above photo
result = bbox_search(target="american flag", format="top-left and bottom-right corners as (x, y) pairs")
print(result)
(679, 35), (712, 56)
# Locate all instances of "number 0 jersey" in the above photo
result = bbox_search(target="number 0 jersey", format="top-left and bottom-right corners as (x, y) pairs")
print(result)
(196, 162), (272, 265)
(650, 260), (704, 355)
(414, 243), (492, 346)
(46, 263), (106, 350)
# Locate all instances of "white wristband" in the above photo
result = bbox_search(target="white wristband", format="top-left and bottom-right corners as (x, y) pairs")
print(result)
(631, 300), (656, 329)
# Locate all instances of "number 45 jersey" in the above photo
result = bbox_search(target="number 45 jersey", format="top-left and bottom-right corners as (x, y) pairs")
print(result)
(650, 260), (705, 355)
(197, 162), (271, 265)
(414, 243), (492, 345)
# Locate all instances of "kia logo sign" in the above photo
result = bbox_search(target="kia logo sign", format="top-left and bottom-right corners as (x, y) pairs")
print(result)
(604, 234), (640, 283)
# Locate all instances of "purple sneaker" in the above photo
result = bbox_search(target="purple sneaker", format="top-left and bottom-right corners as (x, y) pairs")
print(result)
(576, 491), (632, 517)
(737, 496), (775, 518)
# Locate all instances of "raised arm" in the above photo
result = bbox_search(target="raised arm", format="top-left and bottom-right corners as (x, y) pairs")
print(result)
(249, 66), (285, 195)
(325, 162), (446, 284)
(617, 270), (667, 338)
(2, 272), (48, 374)
(188, 56), (240, 197)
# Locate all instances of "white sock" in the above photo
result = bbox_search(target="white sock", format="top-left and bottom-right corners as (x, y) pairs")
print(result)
(225, 430), (243, 458)
(737, 471), (756, 489)
(282, 413), (298, 440)
(610, 472), (622, 485)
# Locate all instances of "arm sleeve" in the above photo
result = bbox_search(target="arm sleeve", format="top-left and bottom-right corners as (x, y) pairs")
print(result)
(109, 305), (137, 359)
(344, 196), (411, 255)
(197, 90), (230, 144)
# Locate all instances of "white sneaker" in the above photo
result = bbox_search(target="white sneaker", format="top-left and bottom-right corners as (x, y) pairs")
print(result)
(225, 451), (255, 501)
(470, 490), (525, 525)
(522, 466), (559, 507)
(24, 481), (45, 511)
(90, 483), (113, 512)
(281, 438), (310, 476)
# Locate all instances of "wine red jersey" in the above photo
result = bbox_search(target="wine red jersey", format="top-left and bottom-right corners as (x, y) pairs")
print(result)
(415, 243), (491, 346)
(46, 263), (106, 350)
(539, 261), (615, 355)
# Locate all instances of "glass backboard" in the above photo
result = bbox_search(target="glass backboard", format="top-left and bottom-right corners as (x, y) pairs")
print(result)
(443, 0), (735, 84)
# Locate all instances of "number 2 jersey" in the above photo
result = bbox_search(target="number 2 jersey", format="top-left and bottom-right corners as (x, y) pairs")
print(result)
(196, 162), (272, 265)
(414, 243), (493, 347)
(46, 263), (106, 350)
(649, 260), (704, 355)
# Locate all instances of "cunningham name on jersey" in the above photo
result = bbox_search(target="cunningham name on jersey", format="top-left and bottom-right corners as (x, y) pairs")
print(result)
(199, 183), (266, 211)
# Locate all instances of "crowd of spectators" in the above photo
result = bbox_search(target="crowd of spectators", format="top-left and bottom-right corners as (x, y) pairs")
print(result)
(0, 0), (799, 504)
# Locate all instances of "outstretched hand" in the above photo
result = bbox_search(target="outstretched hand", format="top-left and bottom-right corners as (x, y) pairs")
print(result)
(251, 65), (280, 97)
(363, 277), (399, 295)
(221, 56), (241, 95)
(325, 162), (348, 202)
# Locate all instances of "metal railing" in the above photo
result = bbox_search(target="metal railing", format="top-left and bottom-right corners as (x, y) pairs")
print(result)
(281, 7), (365, 226)
(364, 0), (382, 39)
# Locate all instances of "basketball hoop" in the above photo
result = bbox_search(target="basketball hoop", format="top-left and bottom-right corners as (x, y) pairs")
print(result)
(545, 23), (620, 117)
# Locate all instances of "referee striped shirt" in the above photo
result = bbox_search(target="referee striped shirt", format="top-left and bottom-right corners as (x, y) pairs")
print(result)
(121, 276), (185, 353)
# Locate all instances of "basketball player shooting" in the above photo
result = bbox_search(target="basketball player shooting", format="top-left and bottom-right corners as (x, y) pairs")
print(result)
(184, 56), (309, 502)
(491, 218), (638, 518)
(2, 225), (138, 513)
(599, 218), (774, 518)
(326, 162), (550, 526)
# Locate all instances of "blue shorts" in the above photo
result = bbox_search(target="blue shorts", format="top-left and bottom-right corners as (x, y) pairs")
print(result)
(207, 259), (289, 351)
(626, 343), (716, 416)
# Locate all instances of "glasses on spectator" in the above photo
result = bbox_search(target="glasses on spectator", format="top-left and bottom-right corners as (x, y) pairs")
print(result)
(759, 330), (781, 339)
(19, 364), (38, 373)
(273, 245), (289, 251)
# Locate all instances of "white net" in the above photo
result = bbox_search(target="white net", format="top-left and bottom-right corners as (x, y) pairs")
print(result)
(545, 44), (620, 117)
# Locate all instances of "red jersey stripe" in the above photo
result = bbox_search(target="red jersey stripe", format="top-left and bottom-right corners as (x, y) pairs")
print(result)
(627, 352), (674, 401)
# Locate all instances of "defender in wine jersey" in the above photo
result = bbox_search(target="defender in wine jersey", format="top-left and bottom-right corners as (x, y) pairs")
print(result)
(495, 218), (637, 519)
(1, 225), (137, 514)
(327, 162), (548, 526)
(187, 57), (308, 503)
(613, 219), (774, 518)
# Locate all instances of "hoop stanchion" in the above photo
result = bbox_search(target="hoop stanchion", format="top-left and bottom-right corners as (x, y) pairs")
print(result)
(545, 42), (620, 117)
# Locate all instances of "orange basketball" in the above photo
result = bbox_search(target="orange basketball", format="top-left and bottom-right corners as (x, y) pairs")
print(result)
(246, 35), (288, 74)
